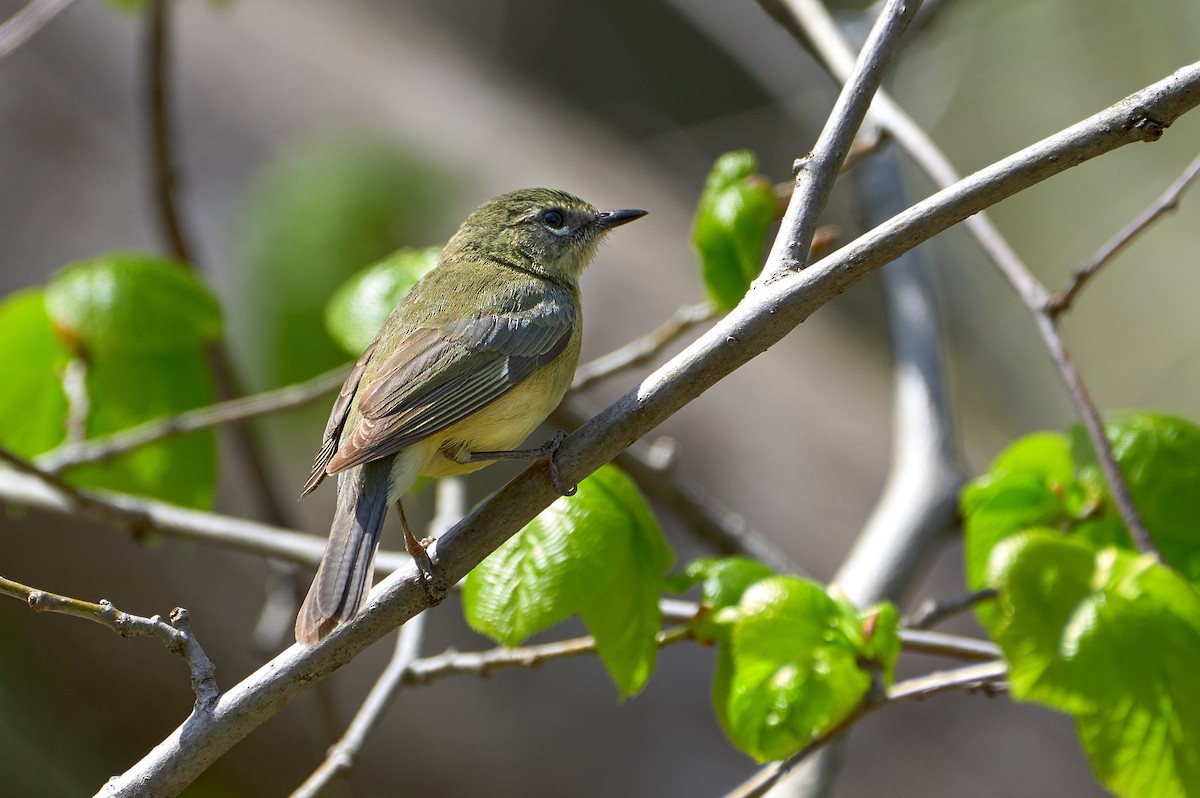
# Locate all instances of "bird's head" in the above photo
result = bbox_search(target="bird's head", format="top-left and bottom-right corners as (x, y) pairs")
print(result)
(445, 188), (646, 284)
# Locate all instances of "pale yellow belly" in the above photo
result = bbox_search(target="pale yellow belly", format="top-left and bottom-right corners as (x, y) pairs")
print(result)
(416, 354), (576, 479)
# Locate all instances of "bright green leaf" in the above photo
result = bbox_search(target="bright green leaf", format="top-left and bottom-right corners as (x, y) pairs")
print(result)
(325, 247), (440, 355)
(986, 531), (1200, 798)
(692, 150), (776, 311)
(1073, 414), (1200, 583)
(718, 576), (882, 762)
(0, 290), (70, 456)
(44, 253), (222, 353)
(463, 464), (674, 698)
(67, 350), (217, 509)
(962, 432), (1134, 626)
(667, 556), (775, 642)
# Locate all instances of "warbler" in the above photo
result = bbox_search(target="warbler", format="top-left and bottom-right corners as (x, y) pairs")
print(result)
(296, 188), (646, 644)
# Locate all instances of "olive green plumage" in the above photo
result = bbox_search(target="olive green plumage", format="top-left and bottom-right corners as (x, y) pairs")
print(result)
(296, 188), (645, 644)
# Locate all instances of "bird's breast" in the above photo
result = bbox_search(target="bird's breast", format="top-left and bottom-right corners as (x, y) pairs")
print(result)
(418, 329), (581, 478)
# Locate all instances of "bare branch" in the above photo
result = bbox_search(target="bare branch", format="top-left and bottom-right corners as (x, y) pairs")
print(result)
(0, 0), (74, 61)
(905, 588), (998, 630)
(38, 364), (348, 473)
(145, 0), (195, 265)
(1047, 152), (1200, 316)
(407, 624), (693, 685)
(761, 0), (1160, 559)
(143, 0), (299, 533)
(289, 477), (465, 794)
(897, 628), (1001, 661)
(93, 62), (1200, 797)
(760, 0), (922, 280)
(1032, 310), (1154, 552)
(0, 460), (412, 574)
(571, 302), (716, 391)
(0, 575), (218, 709)
(61, 357), (90, 444)
(290, 614), (428, 798)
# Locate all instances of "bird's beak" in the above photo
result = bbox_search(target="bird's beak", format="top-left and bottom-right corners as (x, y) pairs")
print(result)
(594, 208), (648, 229)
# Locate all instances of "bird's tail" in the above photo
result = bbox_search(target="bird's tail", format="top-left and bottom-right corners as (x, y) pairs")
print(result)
(295, 461), (391, 645)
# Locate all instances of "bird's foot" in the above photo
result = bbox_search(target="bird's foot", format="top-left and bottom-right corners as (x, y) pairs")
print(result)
(459, 431), (577, 496)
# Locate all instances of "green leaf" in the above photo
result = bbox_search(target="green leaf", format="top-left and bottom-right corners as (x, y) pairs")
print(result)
(44, 253), (221, 353)
(692, 150), (776, 311)
(35, 254), (221, 507)
(1073, 414), (1200, 583)
(325, 247), (440, 355)
(0, 290), (71, 456)
(716, 576), (893, 762)
(666, 556), (775, 642)
(68, 350), (217, 509)
(986, 532), (1200, 798)
(463, 464), (674, 698)
(962, 432), (1132, 626)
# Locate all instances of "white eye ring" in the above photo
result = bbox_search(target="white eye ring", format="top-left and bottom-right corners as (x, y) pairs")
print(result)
(541, 209), (569, 234)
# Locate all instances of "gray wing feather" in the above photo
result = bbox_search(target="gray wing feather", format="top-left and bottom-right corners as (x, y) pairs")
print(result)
(323, 299), (575, 475)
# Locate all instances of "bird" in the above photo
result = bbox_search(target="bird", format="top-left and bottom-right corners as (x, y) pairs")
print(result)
(295, 188), (646, 645)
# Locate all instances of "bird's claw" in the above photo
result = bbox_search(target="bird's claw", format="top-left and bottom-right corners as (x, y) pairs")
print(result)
(541, 431), (576, 496)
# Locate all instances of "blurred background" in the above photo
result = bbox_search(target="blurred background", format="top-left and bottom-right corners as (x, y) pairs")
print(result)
(1, 0), (1198, 795)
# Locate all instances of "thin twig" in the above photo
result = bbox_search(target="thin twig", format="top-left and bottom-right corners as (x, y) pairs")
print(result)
(1033, 311), (1154, 552)
(897, 628), (1000, 661)
(758, 0), (1050, 307)
(0, 459), (413, 574)
(0, 446), (140, 531)
(0, 0), (75, 61)
(290, 614), (428, 798)
(1047, 152), (1200, 317)
(571, 302), (716, 391)
(407, 625), (693, 685)
(38, 364), (349, 473)
(760, 0), (922, 280)
(61, 358), (90, 444)
(288, 478), (466, 794)
(905, 588), (998, 629)
(92, 62), (1200, 797)
(725, 660), (1008, 798)
(762, 0), (1158, 560)
(143, 0), (295, 531)
(0, 575), (219, 709)
(146, 0), (194, 264)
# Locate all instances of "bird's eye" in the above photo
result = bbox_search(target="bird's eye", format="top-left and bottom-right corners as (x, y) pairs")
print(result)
(541, 209), (566, 230)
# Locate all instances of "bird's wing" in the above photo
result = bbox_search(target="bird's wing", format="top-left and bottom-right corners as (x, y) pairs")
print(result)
(302, 343), (377, 496)
(323, 301), (575, 475)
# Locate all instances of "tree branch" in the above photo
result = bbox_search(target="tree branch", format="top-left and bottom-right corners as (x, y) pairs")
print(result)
(0, 575), (218, 709)
(0, 458), (412, 574)
(571, 301), (716, 391)
(1047, 152), (1200, 317)
(761, 0), (1160, 557)
(290, 478), (463, 794)
(0, 0), (74, 61)
(92, 62), (1200, 797)
(759, 0), (922, 280)
(37, 364), (348, 473)
(905, 588), (998, 630)
(289, 614), (428, 798)
(1031, 310), (1154, 551)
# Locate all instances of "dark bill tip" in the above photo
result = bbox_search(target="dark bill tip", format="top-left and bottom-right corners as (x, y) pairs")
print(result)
(595, 208), (648, 229)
